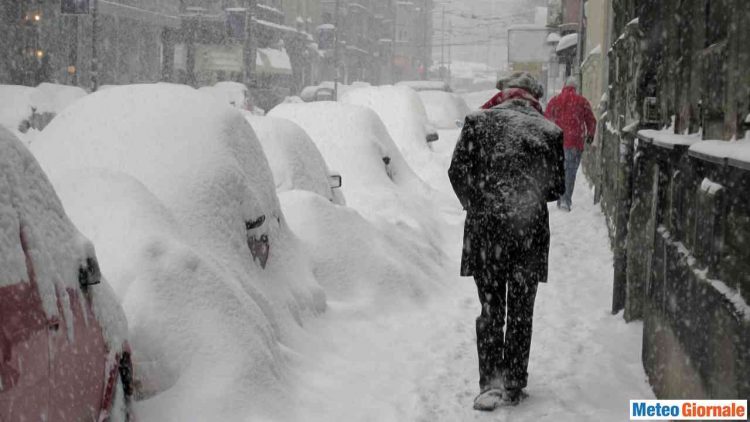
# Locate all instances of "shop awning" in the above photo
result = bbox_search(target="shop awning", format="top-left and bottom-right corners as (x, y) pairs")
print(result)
(556, 33), (579, 53)
(256, 48), (293, 75)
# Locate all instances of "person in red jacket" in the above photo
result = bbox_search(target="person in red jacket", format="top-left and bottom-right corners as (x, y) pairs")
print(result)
(544, 77), (596, 211)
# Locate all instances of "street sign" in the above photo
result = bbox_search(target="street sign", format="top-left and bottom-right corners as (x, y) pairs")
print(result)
(61, 0), (90, 14)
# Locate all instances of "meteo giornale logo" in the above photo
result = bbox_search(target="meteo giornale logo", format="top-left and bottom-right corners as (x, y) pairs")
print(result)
(630, 400), (747, 420)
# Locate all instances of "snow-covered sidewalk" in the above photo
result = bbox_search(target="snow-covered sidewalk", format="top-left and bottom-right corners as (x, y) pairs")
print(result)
(289, 153), (654, 421)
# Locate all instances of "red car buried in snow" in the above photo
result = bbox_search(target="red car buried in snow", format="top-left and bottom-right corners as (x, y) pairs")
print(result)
(0, 127), (133, 421)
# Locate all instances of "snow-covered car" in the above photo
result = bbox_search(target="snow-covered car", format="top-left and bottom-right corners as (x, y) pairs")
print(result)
(298, 81), (370, 102)
(341, 85), (438, 153)
(0, 83), (87, 137)
(30, 84), (325, 421)
(269, 102), (445, 249)
(461, 89), (498, 109)
(417, 90), (471, 129)
(0, 127), (131, 421)
(245, 114), (345, 205)
(269, 102), (447, 304)
(199, 81), (264, 115)
(299, 85), (334, 102)
(395, 80), (453, 92)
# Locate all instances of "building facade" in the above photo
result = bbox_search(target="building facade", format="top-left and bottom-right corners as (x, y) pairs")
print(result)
(578, 0), (750, 401)
(0, 0), (181, 88)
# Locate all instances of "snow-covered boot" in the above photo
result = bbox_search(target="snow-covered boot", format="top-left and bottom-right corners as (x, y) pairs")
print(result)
(473, 389), (504, 411)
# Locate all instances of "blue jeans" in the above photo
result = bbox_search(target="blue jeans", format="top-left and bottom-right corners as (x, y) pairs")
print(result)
(559, 147), (582, 209)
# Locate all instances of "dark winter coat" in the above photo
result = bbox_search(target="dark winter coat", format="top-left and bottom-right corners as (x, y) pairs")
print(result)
(448, 99), (565, 279)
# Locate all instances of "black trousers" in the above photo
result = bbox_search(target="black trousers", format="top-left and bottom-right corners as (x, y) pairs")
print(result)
(474, 267), (539, 391)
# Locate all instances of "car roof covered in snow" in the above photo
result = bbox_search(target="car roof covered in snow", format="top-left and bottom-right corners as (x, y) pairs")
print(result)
(341, 85), (431, 154)
(245, 114), (339, 202)
(417, 90), (471, 129)
(395, 80), (452, 92)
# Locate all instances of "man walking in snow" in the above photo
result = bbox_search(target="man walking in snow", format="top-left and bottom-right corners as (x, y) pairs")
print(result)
(449, 72), (565, 411)
(544, 77), (597, 211)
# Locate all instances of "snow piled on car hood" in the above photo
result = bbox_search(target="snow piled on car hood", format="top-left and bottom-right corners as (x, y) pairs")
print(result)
(30, 84), (325, 421)
(0, 126), (127, 348)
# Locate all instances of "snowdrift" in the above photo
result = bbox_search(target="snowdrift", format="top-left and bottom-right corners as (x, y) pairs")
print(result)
(30, 84), (325, 421)
(279, 190), (444, 309)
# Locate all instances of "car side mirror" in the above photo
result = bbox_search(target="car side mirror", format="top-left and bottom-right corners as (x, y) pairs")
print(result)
(79, 257), (101, 289)
(328, 173), (342, 189)
(245, 215), (266, 230)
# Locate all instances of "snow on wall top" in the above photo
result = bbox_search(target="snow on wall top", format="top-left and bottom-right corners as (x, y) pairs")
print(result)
(245, 114), (336, 201)
(689, 138), (750, 167)
(638, 129), (702, 148)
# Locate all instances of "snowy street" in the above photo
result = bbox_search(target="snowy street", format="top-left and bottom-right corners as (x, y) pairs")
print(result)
(287, 128), (654, 421)
(4, 0), (749, 419)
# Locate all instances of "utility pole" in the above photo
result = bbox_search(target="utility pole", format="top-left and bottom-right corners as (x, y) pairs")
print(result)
(488, 0), (493, 69)
(575, 0), (585, 84)
(440, 5), (445, 82)
(421, 1), (429, 80)
(333, 0), (340, 100)
(390, 2), (397, 83)
(447, 15), (451, 87)
(71, 15), (79, 86)
(244, 0), (258, 90)
(91, 0), (99, 91)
